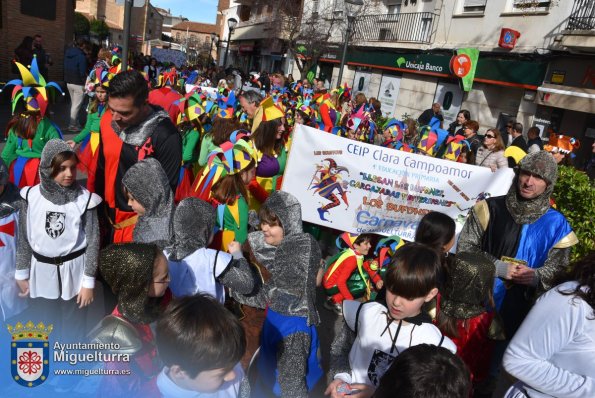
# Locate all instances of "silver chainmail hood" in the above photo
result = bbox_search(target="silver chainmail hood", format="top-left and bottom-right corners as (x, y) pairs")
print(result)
(247, 191), (303, 272)
(264, 191), (321, 326)
(112, 105), (170, 146)
(39, 139), (83, 205)
(122, 158), (174, 248)
(166, 197), (216, 261)
(0, 158), (21, 218)
(505, 150), (558, 224)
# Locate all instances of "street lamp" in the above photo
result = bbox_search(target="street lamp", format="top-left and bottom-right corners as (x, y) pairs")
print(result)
(209, 32), (219, 65)
(223, 17), (238, 68)
(337, 0), (363, 88)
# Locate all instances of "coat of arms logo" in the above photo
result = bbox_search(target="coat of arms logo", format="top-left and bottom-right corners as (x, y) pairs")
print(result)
(7, 321), (53, 387)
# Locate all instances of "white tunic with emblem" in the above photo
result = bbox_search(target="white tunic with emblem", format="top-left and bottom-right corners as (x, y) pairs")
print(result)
(22, 185), (101, 300)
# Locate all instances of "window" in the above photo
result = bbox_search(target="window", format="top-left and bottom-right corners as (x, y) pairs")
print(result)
(512, 0), (551, 12)
(463, 0), (486, 13)
(387, 0), (402, 14)
(333, 0), (343, 16)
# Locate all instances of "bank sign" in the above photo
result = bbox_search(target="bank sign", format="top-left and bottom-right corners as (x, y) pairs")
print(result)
(348, 50), (451, 76)
(396, 55), (447, 73)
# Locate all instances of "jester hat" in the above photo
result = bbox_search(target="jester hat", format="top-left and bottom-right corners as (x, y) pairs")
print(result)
(374, 235), (405, 267)
(336, 232), (359, 250)
(383, 119), (406, 141)
(158, 67), (178, 87)
(442, 135), (470, 162)
(178, 92), (206, 123)
(85, 66), (113, 94)
(417, 125), (449, 157)
(544, 133), (580, 158)
(332, 83), (351, 101)
(192, 130), (255, 200)
(252, 96), (284, 132)
(2, 56), (64, 117)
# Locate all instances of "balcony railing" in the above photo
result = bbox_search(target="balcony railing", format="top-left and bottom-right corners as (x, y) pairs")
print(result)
(567, 0), (595, 31)
(353, 12), (437, 44)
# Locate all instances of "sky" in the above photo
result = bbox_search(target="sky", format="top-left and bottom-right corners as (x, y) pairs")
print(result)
(151, 0), (219, 24)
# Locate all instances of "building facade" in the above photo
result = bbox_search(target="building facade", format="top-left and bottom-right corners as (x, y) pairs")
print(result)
(170, 21), (219, 64)
(0, 0), (74, 82)
(296, 0), (594, 164)
(75, 0), (163, 52)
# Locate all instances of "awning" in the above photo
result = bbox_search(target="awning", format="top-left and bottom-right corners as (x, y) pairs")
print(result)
(535, 83), (595, 113)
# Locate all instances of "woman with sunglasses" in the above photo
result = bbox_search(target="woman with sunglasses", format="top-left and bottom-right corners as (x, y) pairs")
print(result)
(475, 128), (508, 171)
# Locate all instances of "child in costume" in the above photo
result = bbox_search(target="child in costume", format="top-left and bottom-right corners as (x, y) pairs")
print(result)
(165, 197), (258, 303)
(1, 57), (63, 188)
(193, 131), (256, 251)
(437, 251), (502, 387)
(248, 97), (289, 209)
(322, 233), (383, 315)
(122, 158), (175, 248)
(67, 67), (112, 192)
(93, 242), (171, 397)
(0, 158), (28, 321)
(231, 191), (323, 397)
(15, 139), (102, 341)
(327, 243), (456, 393)
(146, 293), (247, 398)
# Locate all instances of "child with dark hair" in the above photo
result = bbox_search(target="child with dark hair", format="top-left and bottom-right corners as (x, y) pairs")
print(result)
(373, 344), (471, 398)
(326, 243), (456, 395)
(322, 232), (383, 314)
(414, 211), (456, 254)
(231, 191), (323, 397)
(437, 251), (501, 387)
(148, 293), (247, 397)
(15, 139), (102, 341)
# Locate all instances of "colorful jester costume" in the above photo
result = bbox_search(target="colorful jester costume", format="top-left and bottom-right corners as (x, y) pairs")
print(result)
(310, 158), (349, 221)
(0, 56), (64, 188)
(72, 67), (113, 191)
(322, 232), (382, 304)
(248, 97), (289, 210)
(192, 130), (255, 251)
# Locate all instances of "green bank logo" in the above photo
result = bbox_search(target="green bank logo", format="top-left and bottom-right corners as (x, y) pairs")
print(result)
(396, 57), (406, 68)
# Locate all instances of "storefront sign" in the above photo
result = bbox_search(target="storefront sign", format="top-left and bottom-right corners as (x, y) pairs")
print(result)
(377, 75), (402, 118)
(551, 70), (565, 84)
(455, 48), (479, 92)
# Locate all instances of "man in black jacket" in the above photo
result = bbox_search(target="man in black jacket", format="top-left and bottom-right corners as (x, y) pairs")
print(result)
(63, 38), (88, 131)
(508, 122), (528, 167)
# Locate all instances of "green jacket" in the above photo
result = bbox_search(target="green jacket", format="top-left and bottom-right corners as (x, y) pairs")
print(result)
(73, 109), (103, 144)
(1, 117), (61, 165)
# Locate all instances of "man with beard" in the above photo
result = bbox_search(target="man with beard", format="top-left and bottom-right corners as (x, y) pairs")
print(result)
(457, 151), (577, 393)
(96, 70), (182, 243)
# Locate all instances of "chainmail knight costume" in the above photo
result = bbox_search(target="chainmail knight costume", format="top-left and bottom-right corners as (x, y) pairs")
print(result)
(16, 139), (101, 299)
(165, 197), (258, 301)
(122, 158), (174, 248)
(457, 150), (578, 338)
(232, 191), (323, 397)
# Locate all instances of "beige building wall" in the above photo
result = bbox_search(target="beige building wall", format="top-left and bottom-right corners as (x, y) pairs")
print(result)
(394, 74), (439, 121)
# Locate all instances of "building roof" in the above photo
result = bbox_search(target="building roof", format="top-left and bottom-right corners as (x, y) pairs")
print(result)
(171, 21), (218, 34)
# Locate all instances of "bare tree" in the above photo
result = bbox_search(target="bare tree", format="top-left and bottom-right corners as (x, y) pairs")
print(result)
(256, 0), (341, 77)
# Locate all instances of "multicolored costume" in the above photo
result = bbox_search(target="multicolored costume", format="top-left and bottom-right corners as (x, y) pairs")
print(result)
(310, 158), (349, 221)
(192, 130), (255, 251)
(72, 67), (113, 192)
(1, 56), (63, 188)
(323, 233), (382, 304)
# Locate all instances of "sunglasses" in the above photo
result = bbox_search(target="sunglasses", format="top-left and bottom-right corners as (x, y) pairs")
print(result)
(485, 134), (496, 139)
(506, 125), (512, 128)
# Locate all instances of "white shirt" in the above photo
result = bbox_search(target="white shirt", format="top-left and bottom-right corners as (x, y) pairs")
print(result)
(167, 248), (232, 303)
(503, 281), (595, 398)
(337, 300), (456, 387)
(156, 363), (244, 398)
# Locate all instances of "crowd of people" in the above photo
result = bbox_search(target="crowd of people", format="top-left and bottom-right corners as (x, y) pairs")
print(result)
(0, 41), (593, 398)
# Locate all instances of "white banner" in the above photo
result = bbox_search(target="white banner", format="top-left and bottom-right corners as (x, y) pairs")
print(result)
(282, 125), (515, 241)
